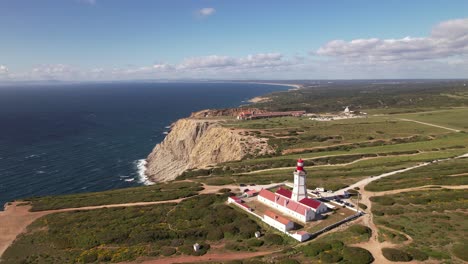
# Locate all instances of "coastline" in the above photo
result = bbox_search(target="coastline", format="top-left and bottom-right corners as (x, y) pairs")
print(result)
(246, 82), (302, 103)
(143, 81), (299, 183)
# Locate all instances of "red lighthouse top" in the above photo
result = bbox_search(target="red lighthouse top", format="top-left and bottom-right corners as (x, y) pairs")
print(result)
(296, 158), (304, 171)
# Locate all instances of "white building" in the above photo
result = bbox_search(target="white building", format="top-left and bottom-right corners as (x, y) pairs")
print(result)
(257, 159), (328, 222)
(263, 210), (294, 232)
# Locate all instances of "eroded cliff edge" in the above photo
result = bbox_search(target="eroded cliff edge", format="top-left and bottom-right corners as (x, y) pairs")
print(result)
(145, 110), (273, 182)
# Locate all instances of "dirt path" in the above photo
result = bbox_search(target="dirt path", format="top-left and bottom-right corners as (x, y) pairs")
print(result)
(137, 250), (275, 264)
(398, 118), (461, 132)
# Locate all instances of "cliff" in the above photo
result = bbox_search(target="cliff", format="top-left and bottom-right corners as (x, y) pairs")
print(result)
(145, 117), (273, 182)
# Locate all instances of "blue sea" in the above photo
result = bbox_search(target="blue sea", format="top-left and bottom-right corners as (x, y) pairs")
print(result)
(0, 82), (288, 209)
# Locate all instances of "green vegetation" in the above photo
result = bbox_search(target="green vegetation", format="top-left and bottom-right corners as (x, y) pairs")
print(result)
(372, 189), (467, 262)
(251, 81), (468, 114)
(3, 194), (268, 263)
(298, 225), (373, 263)
(382, 248), (412, 262)
(394, 108), (468, 131)
(197, 149), (466, 191)
(25, 181), (203, 211)
(366, 157), (468, 191)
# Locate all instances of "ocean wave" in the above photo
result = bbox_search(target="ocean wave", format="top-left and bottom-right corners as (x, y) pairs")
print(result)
(124, 178), (135, 182)
(134, 159), (154, 185)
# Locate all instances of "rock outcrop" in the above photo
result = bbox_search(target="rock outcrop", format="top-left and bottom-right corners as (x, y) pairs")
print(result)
(145, 118), (273, 182)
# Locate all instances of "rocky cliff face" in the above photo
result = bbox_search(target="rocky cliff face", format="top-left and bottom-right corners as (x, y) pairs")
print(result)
(145, 118), (272, 182)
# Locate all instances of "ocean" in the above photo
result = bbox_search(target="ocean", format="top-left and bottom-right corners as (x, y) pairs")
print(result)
(0, 82), (288, 208)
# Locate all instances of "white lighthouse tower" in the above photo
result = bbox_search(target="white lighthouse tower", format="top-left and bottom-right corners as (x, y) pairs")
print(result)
(291, 158), (307, 201)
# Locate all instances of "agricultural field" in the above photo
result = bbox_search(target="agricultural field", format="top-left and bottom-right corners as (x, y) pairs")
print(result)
(371, 189), (467, 263)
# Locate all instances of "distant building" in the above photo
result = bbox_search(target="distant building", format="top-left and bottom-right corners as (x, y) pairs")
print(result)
(257, 159), (327, 222)
(237, 110), (306, 120)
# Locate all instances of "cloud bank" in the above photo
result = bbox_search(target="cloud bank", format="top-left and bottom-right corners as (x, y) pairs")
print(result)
(316, 18), (468, 62)
(1, 18), (467, 81)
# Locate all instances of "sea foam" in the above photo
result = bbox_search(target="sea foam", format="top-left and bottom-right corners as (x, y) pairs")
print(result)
(135, 159), (155, 185)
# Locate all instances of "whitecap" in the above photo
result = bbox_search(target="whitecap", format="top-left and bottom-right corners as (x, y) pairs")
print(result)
(124, 178), (135, 182)
(134, 159), (155, 185)
(163, 131), (169, 135)
(25, 154), (39, 159)
(36, 170), (46, 174)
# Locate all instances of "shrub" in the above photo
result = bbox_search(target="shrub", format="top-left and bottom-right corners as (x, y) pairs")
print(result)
(246, 238), (264, 247)
(302, 242), (331, 257)
(160, 247), (176, 256)
(264, 234), (283, 245)
(278, 259), (300, 264)
(358, 203), (367, 210)
(406, 248), (428, 261)
(342, 247), (374, 264)
(349, 225), (372, 236)
(382, 248), (412, 262)
(329, 240), (344, 250)
(370, 196), (395, 206)
(207, 228), (224, 241)
(452, 243), (468, 261)
(320, 252), (343, 263)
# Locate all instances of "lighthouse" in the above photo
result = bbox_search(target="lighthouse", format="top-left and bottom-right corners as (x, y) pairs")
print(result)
(291, 158), (307, 201)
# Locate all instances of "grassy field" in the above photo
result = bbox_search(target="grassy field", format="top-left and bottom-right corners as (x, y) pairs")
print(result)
(224, 115), (450, 152)
(3, 194), (285, 263)
(394, 108), (468, 131)
(366, 157), (468, 191)
(371, 189), (467, 262)
(191, 149), (466, 191)
(24, 181), (203, 211)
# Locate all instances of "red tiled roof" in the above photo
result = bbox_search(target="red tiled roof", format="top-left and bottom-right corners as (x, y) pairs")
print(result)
(236, 201), (250, 209)
(229, 196), (241, 201)
(259, 189), (275, 201)
(259, 189), (310, 217)
(276, 188), (292, 198)
(299, 197), (322, 209)
(286, 199), (309, 216)
(264, 210), (291, 225)
(246, 189), (258, 195)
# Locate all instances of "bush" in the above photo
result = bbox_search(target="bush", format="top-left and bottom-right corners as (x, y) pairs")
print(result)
(349, 225), (372, 236)
(160, 247), (176, 256)
(207, 228), (224, 241)
(382, 248), (412, 262)
(278, 259), (300, 264)
(264, 234), (283, 245)
(370, 196), (395, 206)
(246, 238), (264, 247)
(302, 242), (331, 257)
(358, 203), (367, 210)
(406, 248), (428, 261)
(342, 247), (374, 264)
(452, 243), (468, 261)
(329, 240), (344, 250)
(320, 252), (343, 263)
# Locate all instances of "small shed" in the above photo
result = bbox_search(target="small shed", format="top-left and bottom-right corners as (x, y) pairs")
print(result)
(254, 231), (261, 238)
(193, 243), (200, 252)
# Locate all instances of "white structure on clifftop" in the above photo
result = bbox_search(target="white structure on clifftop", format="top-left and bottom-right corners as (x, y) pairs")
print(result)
(292, 159), (307, 201)
(258, 159), (328, 222)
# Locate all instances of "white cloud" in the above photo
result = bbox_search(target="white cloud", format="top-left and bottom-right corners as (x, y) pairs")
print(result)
(0, 65), (8, 75)
(197, 7), (216, 17)
(78, 0), (96, 5)
(316, 18), (468, 62)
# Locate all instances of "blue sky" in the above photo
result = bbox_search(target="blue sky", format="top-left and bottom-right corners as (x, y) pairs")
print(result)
(1, 0), (467, 80)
